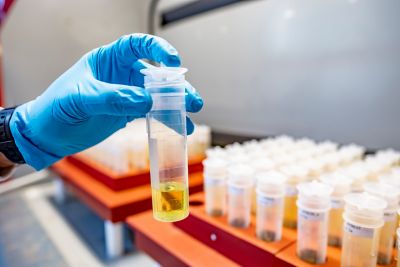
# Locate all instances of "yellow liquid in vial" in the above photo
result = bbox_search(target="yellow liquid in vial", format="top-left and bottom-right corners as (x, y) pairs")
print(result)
(284, 195), (297, 229)
(328, 208), (344, 247)
(378, 220), (397, 265)
(341, 228), (381, 267)
(152, 182), (189, 222)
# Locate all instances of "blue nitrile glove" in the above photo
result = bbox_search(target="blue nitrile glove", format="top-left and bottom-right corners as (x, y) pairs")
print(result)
(10, 34), (203, 170)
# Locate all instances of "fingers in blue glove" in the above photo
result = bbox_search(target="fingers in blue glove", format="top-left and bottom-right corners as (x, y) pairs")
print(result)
(114, 34), (181, 67)
(81, 79), (152, 117)
(185, 81), (203, 113)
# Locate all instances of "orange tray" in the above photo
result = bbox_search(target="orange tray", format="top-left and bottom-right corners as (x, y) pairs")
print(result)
(50, 159), (204, 223)
(127, 210), (240, 267)
(276, 242), (397, 267)
(66, 154), (204, 191)
(173, 193), (398, 267)
(173, 193), (296, 267)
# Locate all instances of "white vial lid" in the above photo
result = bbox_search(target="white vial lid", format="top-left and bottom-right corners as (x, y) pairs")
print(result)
(274, 135), (294, 146)
(363, 182), (400, 211)
(295, 138), (316, 149)
(391, 167), (400, 177)
(340, 143), (365, 156)
(256, 171), (286, 197)
(297, 181), (333, 211)
(247, 149), (267, 160)
(228, 153), (250, 164)
(280, 165), (308, 183)
(342, 162), (369, 180)
(301, 158), (325, 174)
(320, 153), (341, 168)
(317, 140), (338, 154)
(320, 172), (351, 197)
(202, 158), (227, 179)
(141, 67), (187, 88)
(379, 173), (400, 188)
(225, 142), (244, 154)
(251, 158), (275, 173)
(344, 192), (387, 228)
(227, 164), (254, 188)
(205, 146), (226, 159)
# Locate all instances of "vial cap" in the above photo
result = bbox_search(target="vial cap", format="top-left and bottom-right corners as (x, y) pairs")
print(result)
(256, 171), (286, 197)
(320, 172), (352, 197)
(203, 158), (227, 178)
(363, 182), (400, 210)
(141, 67), (187, 87)
(344, 192), (387, 214)
(228, 164), (254, 187)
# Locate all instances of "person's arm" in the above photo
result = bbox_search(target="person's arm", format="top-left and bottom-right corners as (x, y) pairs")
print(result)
(5, 33), (203, 171)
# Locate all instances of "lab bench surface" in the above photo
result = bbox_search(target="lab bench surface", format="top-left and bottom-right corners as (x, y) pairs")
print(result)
(65, 154), (204, 191)
(50, 159), (204, 223)
(126, 210), (240, 267)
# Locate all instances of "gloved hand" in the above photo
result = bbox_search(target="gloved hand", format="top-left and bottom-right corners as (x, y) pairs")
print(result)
(10, 34), (203, 170)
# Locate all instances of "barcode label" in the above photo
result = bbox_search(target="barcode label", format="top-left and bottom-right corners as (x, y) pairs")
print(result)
(344, 222), (374, 238)
(331, 198), (344, 209)
(229, 186), (244, 195)
(299, 209), (326, 221)
(205, 177), (225, 186)
(384, 211), (397, 222)
(257, 195), (282, 206)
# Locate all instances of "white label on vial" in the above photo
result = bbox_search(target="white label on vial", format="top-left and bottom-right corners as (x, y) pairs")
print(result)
(330, 198), (344, 209)
(205, 177), (224, 186)
(229, 186), (244, 195)
(257, 195), (281, 206)
(384, 211), (397, 222)
(285, 185), (297, 196)
(344, 221), (374, 238)
(299, 209), (326, 221)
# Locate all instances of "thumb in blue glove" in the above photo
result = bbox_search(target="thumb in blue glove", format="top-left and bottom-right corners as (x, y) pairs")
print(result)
(10, 34), (203, 170)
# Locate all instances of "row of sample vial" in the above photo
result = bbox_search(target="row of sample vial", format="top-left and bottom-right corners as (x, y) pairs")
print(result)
(203, 135), (400, 266)
(79, 119), (211, 174)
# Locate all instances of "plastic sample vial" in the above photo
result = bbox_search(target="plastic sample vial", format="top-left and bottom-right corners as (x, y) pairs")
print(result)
(142, 67), (189, 222)
(256, 171), (286, 242)
(227, 164), (254, 228)
(320, 173), (351, 247)
(397, 228), (400, 267)
(340, 162), (368, 192)
(251, 158), (275, 214)
(203, 158), (227, 217)
(296, 181), (333, 264)
(280, 165), (308, 229)
(364, 182), (400, 265)
(341, 193), (387, 267)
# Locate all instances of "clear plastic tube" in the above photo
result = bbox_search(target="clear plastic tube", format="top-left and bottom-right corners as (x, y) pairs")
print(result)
(203, 158), (227, 217)
(280, 165), (308, 229)
(227, 164), (254, 228)
(256, 171), (286, 242)
(341, 193), (387, 267)
(296, 181), (333, 264)
(320, 173), (351, 247)
(142, 67), (189, 222)
(364, 182), (400, 264)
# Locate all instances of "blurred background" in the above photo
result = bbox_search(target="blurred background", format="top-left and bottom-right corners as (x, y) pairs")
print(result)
(3, 0), (400, 149)
(1, 0), (400, 267)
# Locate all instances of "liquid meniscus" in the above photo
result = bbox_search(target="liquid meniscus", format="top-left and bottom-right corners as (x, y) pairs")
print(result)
(152, 182), (189, 222)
